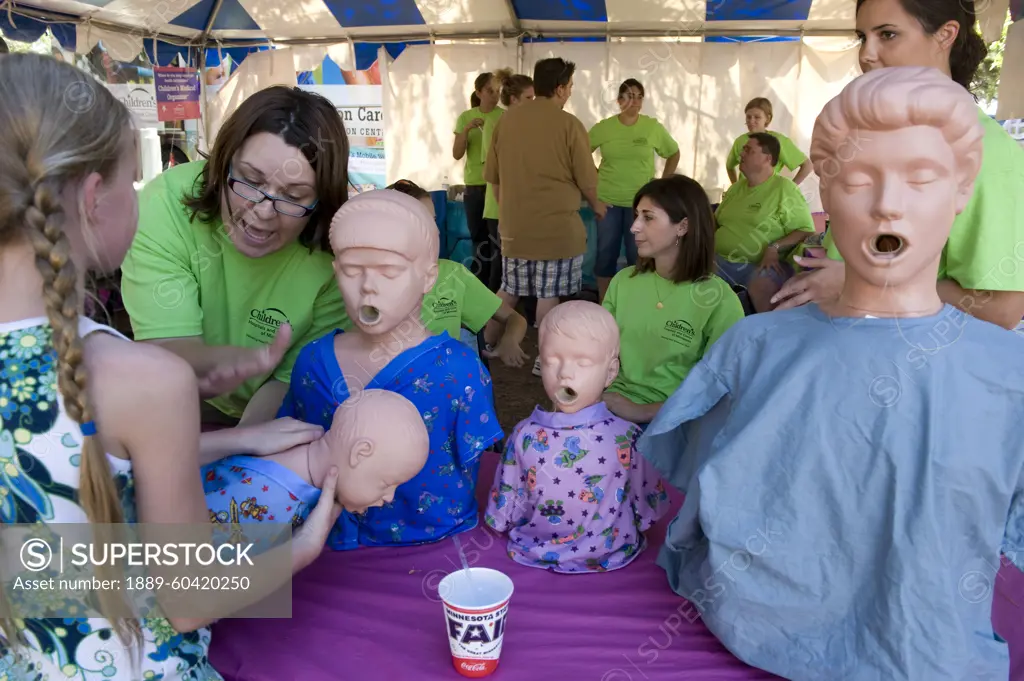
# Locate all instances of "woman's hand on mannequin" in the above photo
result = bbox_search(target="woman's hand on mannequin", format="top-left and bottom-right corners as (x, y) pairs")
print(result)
(197, 324), (293, 398)
(771, 256), (844, 310)
(292, 467), (343, 571)
(236, 418), (325, 457)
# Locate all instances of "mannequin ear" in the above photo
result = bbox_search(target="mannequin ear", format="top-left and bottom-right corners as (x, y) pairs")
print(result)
(422, 262), (439, 295)
(605, 357), (620, 388)
(349, 438), (374, 468)
(954, 179), (976, 214)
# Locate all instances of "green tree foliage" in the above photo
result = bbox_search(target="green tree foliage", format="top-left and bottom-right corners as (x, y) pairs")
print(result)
(973, 14), (1010, 104)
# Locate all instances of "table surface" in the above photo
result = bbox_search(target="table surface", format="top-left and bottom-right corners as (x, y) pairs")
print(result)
(208, 451), (1023, 681)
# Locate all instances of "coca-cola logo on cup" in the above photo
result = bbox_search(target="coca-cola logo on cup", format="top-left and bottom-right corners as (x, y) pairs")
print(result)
(461, 662), (487, 672)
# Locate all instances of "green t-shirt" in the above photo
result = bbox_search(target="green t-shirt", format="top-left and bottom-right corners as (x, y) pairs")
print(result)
(455, 106), (505, 186)
(337, 259), (501, 338)
(482, 114), (501, 220)
(422, 259), (502, 336)
(589, 115), (680, 207)
(824, 109), (1024, 292)
(120, 161), (348, 419)
(602, 268), (744, 405)
(726, 131), (807, 175)
(715, 174), (815, 264)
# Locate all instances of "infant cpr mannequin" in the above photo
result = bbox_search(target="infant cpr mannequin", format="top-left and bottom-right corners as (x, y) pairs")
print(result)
(637, 67), (1024, 681)
(203, 389), (429, 529)
(485, 300), (668, 573)
(274, 189), (502, 550)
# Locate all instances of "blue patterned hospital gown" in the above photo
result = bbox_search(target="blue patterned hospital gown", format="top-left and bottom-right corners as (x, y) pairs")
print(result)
(203, 455), (322, 538)
(278, 330), (503, 550)
(639, 304), (1024, 681)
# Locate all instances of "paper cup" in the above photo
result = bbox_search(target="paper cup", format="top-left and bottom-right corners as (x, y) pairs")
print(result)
(439, 568), (514, 678)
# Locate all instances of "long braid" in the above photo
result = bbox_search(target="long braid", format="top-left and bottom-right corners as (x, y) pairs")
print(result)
(23, 180), (142, 648)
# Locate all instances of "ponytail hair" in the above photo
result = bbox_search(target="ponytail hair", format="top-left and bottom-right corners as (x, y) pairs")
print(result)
(0, 53), (139, 649)
(494, 67), (534, 107)
(470, 71), (493, 108)
(855, 0), (988, 93)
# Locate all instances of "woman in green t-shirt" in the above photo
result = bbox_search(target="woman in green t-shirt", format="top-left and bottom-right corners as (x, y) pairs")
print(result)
(725, 97), (811, 186)
(481, 69), (535, 292)
(772, 0), (1024, 330)
(453, 72), (503, 290)
(602, 176), (744, 426)
(589, 79), (681, 302)
(121, 87), (351, 426)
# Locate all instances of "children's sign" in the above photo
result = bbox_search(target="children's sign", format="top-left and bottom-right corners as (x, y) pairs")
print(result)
(154, 66), (201, 122)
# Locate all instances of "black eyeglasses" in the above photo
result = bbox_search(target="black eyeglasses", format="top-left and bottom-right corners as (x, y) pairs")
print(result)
(227, 167), (318, 218)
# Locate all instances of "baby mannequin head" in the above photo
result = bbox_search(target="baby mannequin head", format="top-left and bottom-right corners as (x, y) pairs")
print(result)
(329, 189), (440, 336)
(322, 389), (429, 513)
(810, 67), (983, 308)
(537, 301), (620, 414)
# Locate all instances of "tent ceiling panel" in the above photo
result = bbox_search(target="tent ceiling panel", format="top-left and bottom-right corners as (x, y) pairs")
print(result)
(11, 0), (871, 42)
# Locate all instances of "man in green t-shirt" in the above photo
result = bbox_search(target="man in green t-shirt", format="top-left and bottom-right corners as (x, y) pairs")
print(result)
(714, 133), (815, 313)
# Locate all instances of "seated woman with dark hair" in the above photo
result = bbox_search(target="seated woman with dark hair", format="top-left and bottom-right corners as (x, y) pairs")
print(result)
(383, 179), (529, 367)
(601, 175), (744, 427)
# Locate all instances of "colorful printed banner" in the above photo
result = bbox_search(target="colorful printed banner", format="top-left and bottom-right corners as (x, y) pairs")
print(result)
(154, 66), (201, 122)
(300, 60), (386, 195)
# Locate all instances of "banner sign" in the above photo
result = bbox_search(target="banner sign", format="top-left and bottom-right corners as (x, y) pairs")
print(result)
(104, 84), (160, 128)
(299, 82), (386, 195)
(155, 67), (201, 122)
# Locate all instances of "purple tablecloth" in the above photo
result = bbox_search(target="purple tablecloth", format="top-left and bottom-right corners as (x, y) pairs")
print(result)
(208, 451), (1023, 680)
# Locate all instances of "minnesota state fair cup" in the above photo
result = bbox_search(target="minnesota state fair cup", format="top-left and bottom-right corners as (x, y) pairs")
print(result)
(439, 568), (514, 677)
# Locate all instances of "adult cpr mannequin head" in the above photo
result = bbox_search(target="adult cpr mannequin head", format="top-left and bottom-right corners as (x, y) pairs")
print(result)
(330, 189), (439, 336)
(538, 301), (620, 414)
(810, 66), (983, 314)
(323, 390), (429, 513)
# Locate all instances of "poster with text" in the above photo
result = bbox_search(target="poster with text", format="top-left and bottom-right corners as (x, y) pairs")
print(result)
(155, 66), (201, 122)
(104, 84), (161, 128)
(299, 80), (385, 195)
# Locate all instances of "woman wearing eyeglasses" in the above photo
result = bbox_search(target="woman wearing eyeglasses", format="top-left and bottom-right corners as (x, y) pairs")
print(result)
(589, 79), (680, 302)
(121, 86), (351, 426)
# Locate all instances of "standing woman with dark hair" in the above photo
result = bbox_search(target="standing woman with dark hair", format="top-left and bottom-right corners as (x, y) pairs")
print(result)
(772, 0), (1024, 330)
(481, 69), (535, 293)
(453, 72), (502, 287)
(121, 86), (352, 426)
(589, 79), (680, 302)
(601, 175), (743, 426)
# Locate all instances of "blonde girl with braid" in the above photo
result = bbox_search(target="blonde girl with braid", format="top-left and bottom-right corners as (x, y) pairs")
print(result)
(0, 53), (342, 680)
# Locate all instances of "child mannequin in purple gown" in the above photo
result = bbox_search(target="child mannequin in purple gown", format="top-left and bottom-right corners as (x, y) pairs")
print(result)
(485, 301), (669, 573)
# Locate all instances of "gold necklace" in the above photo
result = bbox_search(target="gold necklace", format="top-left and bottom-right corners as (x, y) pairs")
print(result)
(652, 273), (678, 310)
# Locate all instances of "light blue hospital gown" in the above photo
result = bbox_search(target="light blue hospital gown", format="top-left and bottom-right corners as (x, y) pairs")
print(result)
(638, 304), (1024, 681)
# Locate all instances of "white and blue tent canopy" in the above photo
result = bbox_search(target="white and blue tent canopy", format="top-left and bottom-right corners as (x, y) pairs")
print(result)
(4, 0), (861, 67)
(8, 0), (859, 46)
(5, 0), (1019, 71)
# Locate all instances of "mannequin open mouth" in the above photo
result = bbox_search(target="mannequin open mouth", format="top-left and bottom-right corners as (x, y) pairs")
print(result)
(359, 305), (381, 326)
(869, 234), (905, 259)
(556, 387), (578, 404)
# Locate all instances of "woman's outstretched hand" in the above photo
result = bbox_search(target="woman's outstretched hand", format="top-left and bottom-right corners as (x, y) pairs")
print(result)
(197, 324), (293, 398)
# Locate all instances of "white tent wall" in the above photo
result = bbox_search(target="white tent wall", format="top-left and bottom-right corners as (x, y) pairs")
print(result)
(383, 38), (859, 208)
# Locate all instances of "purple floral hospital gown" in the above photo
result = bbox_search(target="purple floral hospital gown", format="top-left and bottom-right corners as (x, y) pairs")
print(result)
(485, 402), (669, 573)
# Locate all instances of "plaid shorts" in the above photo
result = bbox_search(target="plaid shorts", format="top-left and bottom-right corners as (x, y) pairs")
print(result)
(501, 255), (583, 299)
